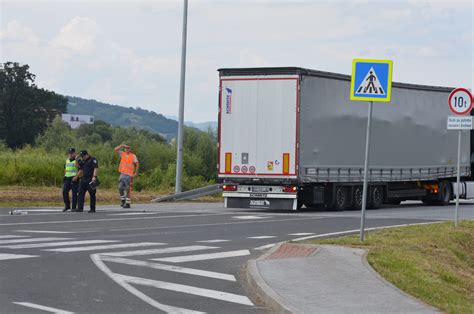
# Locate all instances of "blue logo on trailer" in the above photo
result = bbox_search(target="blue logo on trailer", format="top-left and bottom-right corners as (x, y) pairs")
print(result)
(225, 88), (232, 114)
(350, 59), (393, 102)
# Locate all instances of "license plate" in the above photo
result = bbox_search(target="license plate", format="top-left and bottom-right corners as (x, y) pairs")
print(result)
(250, 186), (270, 193)
(250, 193), (267, 198)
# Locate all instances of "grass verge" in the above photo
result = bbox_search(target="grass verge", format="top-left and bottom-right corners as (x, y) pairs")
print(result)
(303, 221), (474, 314)
(0, 186), (221, 207)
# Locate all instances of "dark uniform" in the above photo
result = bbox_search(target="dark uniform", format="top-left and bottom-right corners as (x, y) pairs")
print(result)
(76, 151), (99, 213)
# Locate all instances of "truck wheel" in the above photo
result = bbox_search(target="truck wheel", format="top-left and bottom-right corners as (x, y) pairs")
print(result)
(438, 182), (452, 206)
(334, 186), (348, 211)
(352, 186), (363, 210)
(369, 186), (383, 209)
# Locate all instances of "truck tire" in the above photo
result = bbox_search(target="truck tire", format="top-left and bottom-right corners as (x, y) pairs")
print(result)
(352, 186), (363, 210)
(369, 186), (383, 209)
(334, 186), (348, 211)
(438, 182), (452, 206)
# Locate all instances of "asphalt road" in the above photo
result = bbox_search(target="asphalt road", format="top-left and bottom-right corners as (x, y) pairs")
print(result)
(0, 201), (473, 313)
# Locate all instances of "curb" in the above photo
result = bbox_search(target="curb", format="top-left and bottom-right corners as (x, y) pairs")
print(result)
(245, 243), (300, 314)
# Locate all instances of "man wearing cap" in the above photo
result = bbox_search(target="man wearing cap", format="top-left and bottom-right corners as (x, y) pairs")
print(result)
(114, 144), (139, 208)
(75, 150), (99, 213)
(62, 148), (79, 212)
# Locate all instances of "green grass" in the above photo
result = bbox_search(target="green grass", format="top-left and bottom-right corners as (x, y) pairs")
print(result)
(303, 221), (474, 314)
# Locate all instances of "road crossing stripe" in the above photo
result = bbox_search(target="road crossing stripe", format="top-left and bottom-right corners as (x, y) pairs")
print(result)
(12, 302), (73, 314)
(0, 240), (119, 249)
(288, 233), (315, 236)
(232, 215), (269, 220)
(254, 243), (277, 251)
(247, 236), (276, 239)
(0, 253), (38, 261)
(0, 235), (29, 239)
(104, 245), (218, 257)
(151, 250), (250, 263)
(99, 255), (236, 282)
(0, 237), (73, 245)
(91, 254), (205, 314)
(196, 239), (230, 243)
(45, 242), (164, 253)
(16, 230), (74, 234)
(116, 274), (254, 306)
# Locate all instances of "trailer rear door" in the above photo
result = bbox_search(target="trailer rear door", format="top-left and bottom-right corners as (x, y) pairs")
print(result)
(218, 75), (299, 179)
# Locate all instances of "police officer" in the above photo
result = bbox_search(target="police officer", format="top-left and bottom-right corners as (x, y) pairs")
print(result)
(62, 148), (79, 212)
(75, 150), (99, 213)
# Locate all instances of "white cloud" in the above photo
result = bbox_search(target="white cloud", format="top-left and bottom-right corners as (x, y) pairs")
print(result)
(0, 20), (39, 44)
(51, 17), (101, 54)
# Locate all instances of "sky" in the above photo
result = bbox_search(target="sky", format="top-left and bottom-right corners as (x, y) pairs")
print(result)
(1, 0), (473, 123)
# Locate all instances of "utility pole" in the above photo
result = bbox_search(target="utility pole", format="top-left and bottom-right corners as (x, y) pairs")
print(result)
(175, 0), (188, 193)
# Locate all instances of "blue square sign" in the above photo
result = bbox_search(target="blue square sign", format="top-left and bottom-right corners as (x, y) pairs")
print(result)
(350, 59), (393, 102)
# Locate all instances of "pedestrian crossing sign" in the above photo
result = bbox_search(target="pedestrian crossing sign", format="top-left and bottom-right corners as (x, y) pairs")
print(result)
(350, 59), (393, 102)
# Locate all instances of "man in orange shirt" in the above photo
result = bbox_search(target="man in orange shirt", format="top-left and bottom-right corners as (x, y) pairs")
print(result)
(114, 144), (139, 208)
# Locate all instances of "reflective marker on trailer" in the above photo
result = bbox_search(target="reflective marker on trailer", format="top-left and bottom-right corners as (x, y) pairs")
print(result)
(225, 152), (232, 174)
(283, 153), (290, 174)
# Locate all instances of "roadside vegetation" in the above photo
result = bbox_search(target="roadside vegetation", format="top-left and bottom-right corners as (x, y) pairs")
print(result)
(0, 118), (217, 204)
(305, 221), (474, 314)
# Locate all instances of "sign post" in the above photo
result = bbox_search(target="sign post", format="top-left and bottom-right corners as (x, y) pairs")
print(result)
(350, 59), (393, 241)
(447, 88), (473, 227)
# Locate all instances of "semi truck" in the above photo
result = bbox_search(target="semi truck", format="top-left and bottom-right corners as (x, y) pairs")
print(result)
(217, 67), (474, 210)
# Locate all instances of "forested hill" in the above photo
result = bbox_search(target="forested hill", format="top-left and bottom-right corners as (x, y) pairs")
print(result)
(67, 96), (178, 139)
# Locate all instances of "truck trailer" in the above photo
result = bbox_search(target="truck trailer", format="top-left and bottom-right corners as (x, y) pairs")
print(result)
(217, 67), (474, 210)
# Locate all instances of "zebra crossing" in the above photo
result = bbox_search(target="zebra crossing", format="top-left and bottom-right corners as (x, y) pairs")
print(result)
(1, 230), (318, 312)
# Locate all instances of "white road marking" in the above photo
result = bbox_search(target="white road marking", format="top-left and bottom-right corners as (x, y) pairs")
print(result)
(91, 253), (204, 314)
(13, 301), (74, 313)
(0, 212), (229, 226)
(254, 243), (277, 251)
(104, 245), (218, 257)
(232, 215), (269, 220)
(16, 230), (74, 234)
(152, 250), (250, 263)
(196, 239), (230, 243)
(19, 209), (60, 212)
(0, 235), (29, 239)
(0, 240), (118, 249)
(117, 274), (254, 306)
(247, 236), (276, 239)
(100, 255), (236, 282)
(0, 237), (73, 245)
(288, 232), (315, 236)
(45, 242), (164, 253)
(0, 253), (38, 261)
(290, 222), (447, 242)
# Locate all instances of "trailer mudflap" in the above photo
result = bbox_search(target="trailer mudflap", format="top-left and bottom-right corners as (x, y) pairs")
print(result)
(226, 197), (297, 210)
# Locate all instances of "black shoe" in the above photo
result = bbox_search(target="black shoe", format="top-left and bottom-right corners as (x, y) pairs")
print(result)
(88, 210), (96, 213)
(72, 209), (83, 212)
(123, 204), (131, 209)
(62, 207), (70, 212)
(120, 200), (125, 207)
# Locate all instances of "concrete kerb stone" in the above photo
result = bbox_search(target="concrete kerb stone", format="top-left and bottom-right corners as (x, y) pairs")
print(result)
(245, 242), (300, 314)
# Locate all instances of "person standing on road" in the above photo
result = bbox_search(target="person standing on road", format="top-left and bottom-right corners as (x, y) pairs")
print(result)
(75, 150), (99, 213)
(114, 144), (139, 208)
(62, 148), (79, 212)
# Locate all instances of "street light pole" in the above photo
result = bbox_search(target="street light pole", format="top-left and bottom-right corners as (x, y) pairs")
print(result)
(175, 0), (188, 193)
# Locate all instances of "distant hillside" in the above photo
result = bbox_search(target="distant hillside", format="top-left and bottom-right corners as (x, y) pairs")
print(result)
(165, 115), (217, 132)
(67, 96), (178, 139)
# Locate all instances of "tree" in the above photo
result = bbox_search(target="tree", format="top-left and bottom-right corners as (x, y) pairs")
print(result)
(0, 62), (67, 148)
